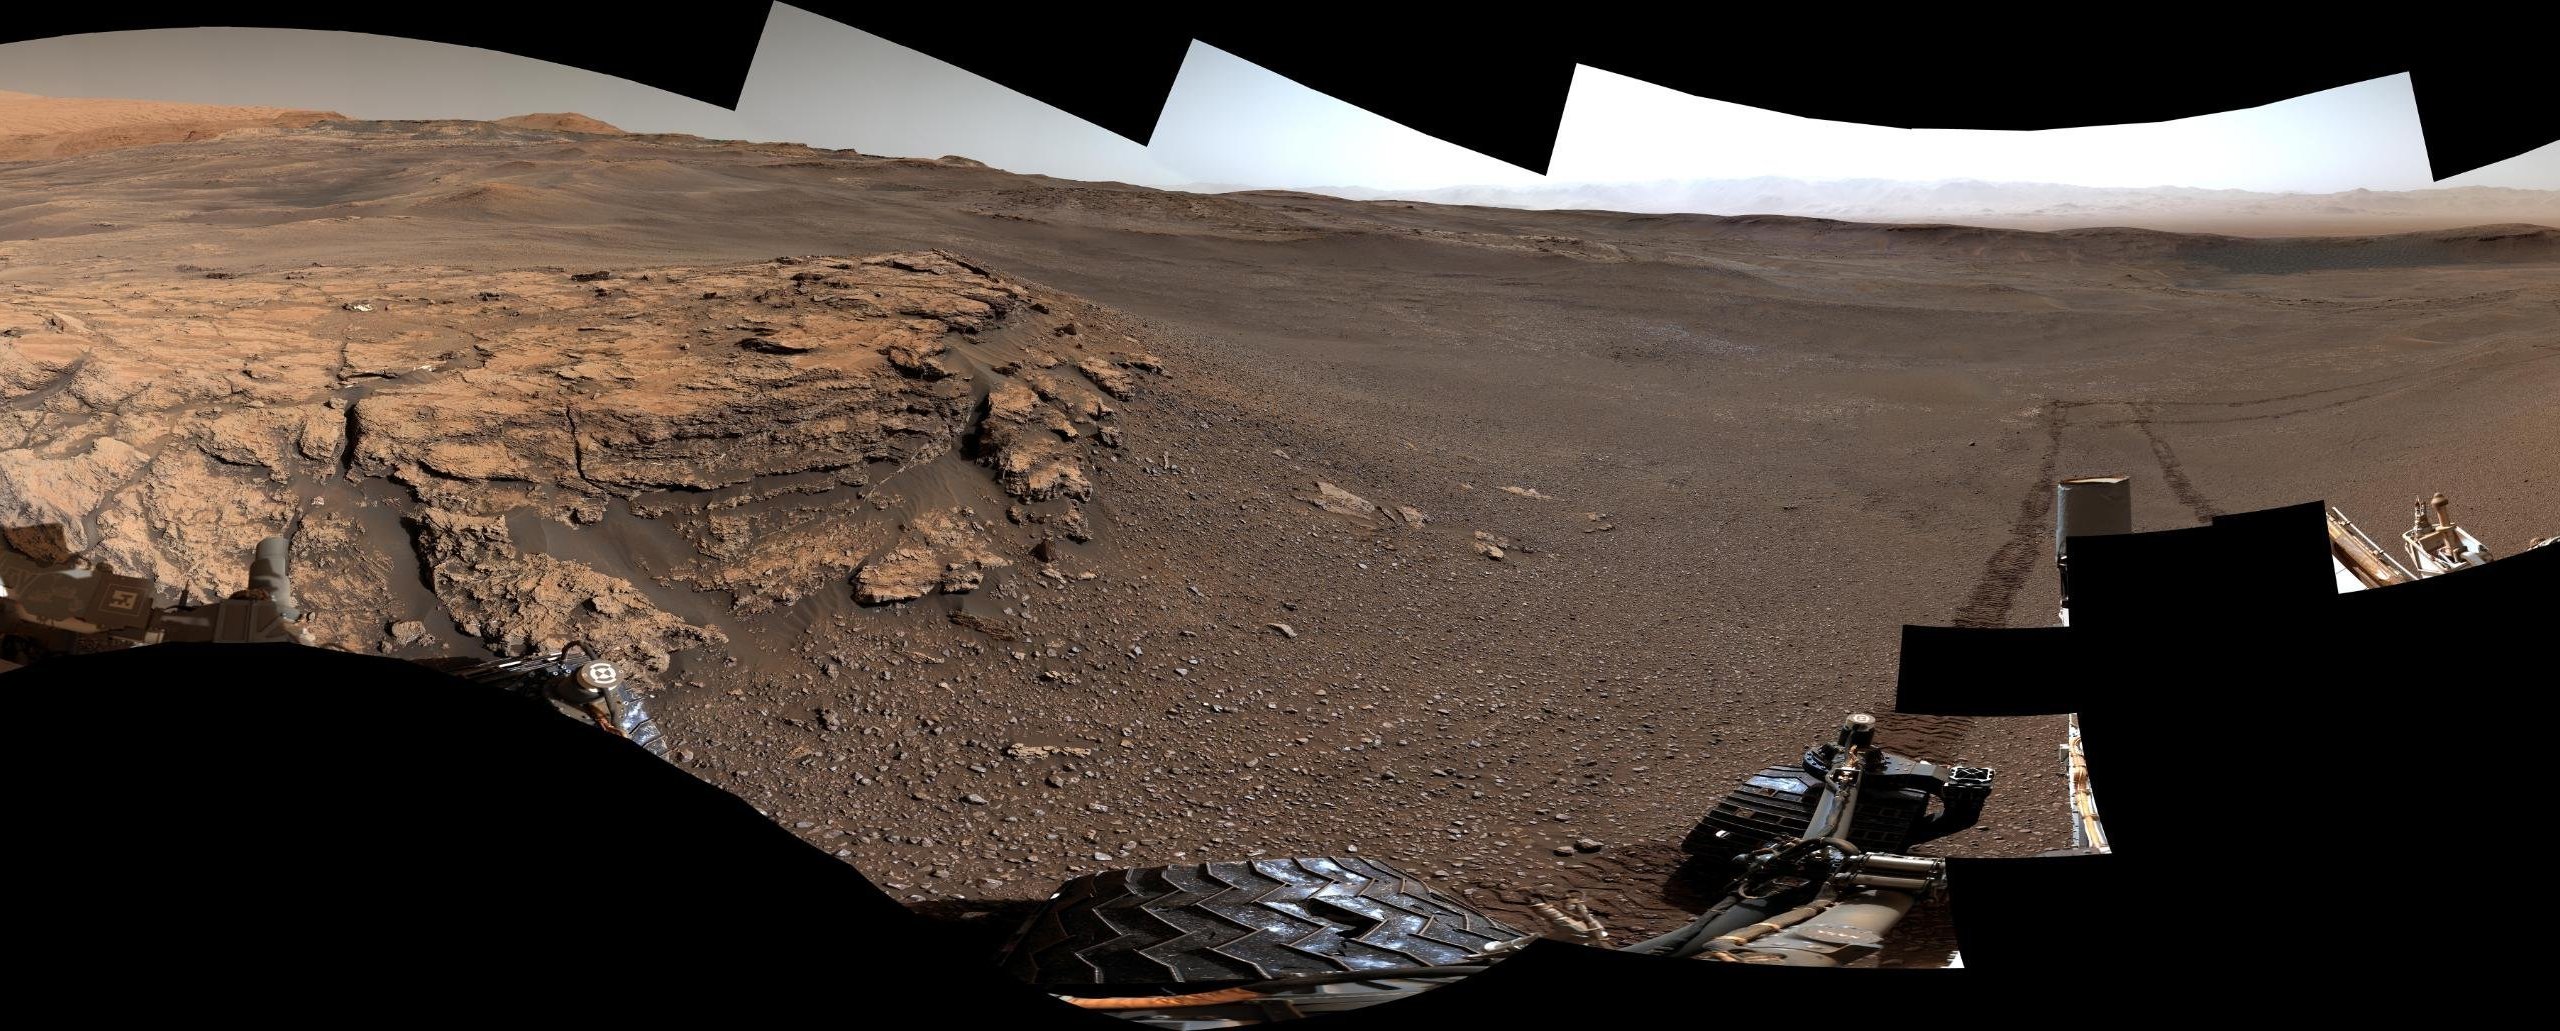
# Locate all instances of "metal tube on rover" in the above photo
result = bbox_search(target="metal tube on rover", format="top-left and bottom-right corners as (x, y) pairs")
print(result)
(1855, 854), (1943, 877)
(250, 536), (298, 622)
(1715, 890), (1920, 967)
(1804, 713), (1876, 841)
(2055, 476), (2133, 612)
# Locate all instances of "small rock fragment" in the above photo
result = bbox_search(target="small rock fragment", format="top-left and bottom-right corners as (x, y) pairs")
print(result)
(1076, 357), (1137, 399)
(856, 548), (943, 604)
(1008, 743), (1095, 760)
(738, 335), (816, 354)
(1301, 481), (1381, 519)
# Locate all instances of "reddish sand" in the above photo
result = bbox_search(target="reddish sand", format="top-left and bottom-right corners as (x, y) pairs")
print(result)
(0, 90), (342, 161)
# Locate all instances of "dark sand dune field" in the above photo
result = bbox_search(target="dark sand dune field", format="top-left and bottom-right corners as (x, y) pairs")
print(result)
(4, 108), (2554, 960)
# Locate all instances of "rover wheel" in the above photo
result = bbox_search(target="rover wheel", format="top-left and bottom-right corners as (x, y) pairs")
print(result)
(997, 855), (1524, 990)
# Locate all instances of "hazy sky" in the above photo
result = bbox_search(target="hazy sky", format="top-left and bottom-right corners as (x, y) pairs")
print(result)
(2, 5), (2552, 196)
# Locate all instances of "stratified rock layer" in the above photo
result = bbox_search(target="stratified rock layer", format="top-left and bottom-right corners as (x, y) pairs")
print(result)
(0, 250), (1169, 673)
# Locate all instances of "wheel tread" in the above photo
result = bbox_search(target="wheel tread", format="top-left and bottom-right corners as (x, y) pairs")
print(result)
(997, 855), (1524, 988)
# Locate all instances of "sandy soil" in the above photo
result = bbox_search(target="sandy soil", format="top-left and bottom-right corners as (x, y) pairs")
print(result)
(4, 109), (2554, 962)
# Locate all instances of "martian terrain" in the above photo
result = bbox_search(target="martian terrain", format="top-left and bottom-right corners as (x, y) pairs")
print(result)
(4, 96), (2553, 963)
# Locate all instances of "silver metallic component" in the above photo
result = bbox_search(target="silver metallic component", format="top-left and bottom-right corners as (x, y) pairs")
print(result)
(433, 650), (670, 758)
(2049, 477), (2540, 865)
(1848, 853), (1943, 877)
(2328, 505), (2417, 590)
(556, 658), (618, 702)
(602, 679), (669, 757)
(2403, 492), (2493, 575)
(1789, 712), (1883, 846)
(1833, 851), (1946, 893)
(1802, 747), (1865, 844)
(1, 537), (310, 653)
(2054, 474), (2134, 615)
(1704, 890), (1921, 967)
(2322, 489), (2522, 585)
(248, 536), (299, 622)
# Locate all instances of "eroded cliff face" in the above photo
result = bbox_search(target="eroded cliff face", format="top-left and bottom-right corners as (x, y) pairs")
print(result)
(0, 250), (1167, 676)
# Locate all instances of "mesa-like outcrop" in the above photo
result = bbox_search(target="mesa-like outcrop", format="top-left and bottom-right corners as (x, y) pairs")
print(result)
(0, 250), (1170, 676)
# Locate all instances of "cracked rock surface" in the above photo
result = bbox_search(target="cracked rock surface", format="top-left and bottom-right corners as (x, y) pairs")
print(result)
(0, 250), (1164, 676)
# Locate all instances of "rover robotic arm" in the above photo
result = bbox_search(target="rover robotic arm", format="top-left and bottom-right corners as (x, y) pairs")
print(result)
(0, 535), (312, 670)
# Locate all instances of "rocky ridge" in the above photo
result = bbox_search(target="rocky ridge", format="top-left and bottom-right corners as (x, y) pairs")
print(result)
(0, 251), (1170, 678)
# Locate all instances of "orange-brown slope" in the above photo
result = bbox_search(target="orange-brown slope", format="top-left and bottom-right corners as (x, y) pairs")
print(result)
(0, 90), (344, 161)
(493, 112), (625, 135)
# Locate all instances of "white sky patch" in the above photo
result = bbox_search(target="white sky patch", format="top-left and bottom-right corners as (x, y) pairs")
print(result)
(2, 16), (2550, 196)
(2440, 140), (2560, 189)
(1550, 66), (2454, 193)
(1150, 41), (1548, 193)
(737, 4), (1190, 186)
(0, 27), (774, 143)
(1148, 47), (2550, 195)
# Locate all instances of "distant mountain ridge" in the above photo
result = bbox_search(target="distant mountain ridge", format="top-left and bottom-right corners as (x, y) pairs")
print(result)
(1222, 177), (2560, 235)
(0, 90), (342, 161)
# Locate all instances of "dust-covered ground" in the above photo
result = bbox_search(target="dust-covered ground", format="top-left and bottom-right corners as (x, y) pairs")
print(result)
(4, 113), (2555, 961)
